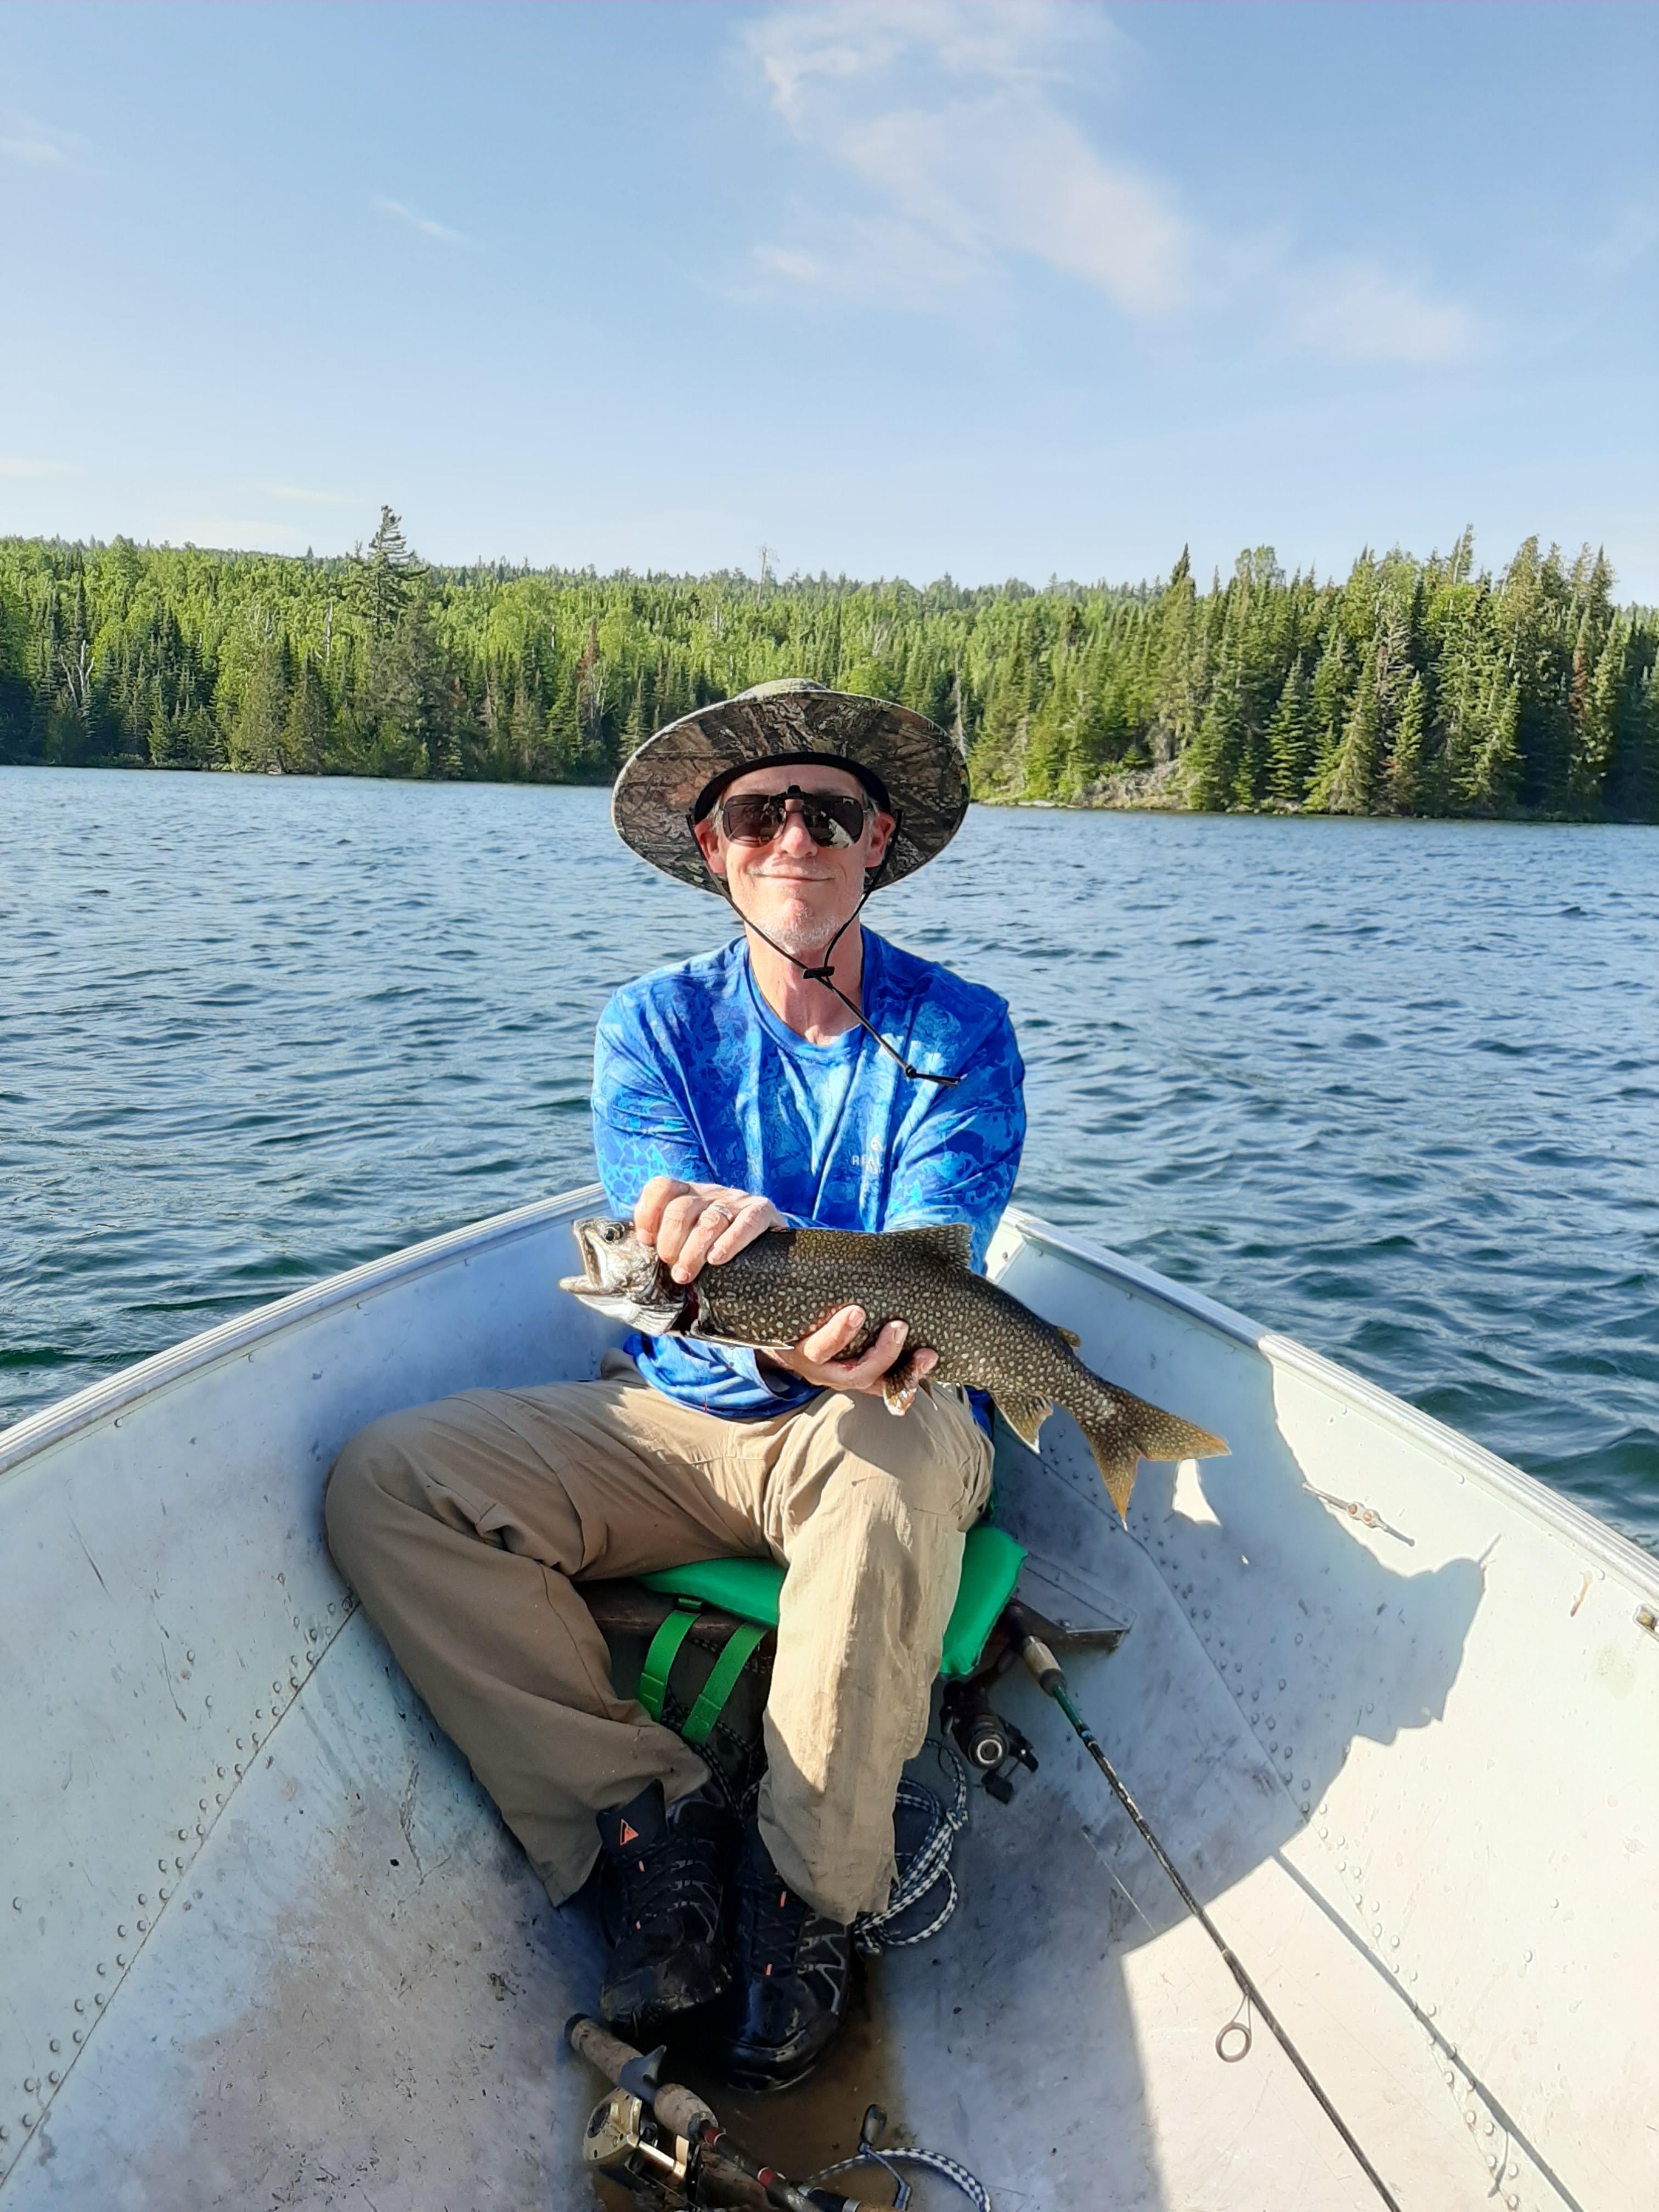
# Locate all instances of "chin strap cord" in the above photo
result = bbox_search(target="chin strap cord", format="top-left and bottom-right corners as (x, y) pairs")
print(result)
(730, 821), (962, 1088)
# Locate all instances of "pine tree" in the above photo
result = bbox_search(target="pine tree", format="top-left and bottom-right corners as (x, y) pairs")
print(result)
(1382, 672), (1426, 813)
(1183, 684), (1239, 811)
(622, 664), (657, 762)
(1265, 656), (1314, 807)
(1306, 628), (1356, 800)
(281, 653), (327, 772)
(574, 619), (611, 776)
(967, 644), (1030, 798)
(353, 506), (424, 639)
(1566, 619), (1622, 816)
(228, 632), (288, 771)
(508, 667), (541, 777)
(1461, 676), (1522, 813)
(1313, 654), (1381, 814)
(149, 689), (190, 769)
(0, 528), (1651, 819)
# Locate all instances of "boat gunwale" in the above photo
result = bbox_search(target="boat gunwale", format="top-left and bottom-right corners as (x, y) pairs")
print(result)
(4, 1189), (1654, 1600)
(0, 1182), (608, 1481)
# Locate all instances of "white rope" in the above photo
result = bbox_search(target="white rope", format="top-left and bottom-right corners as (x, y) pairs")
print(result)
(852, 1741), (969, 1955)
(806, 2143), (995, 2211)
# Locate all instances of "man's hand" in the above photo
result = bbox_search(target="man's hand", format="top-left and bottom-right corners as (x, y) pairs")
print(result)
(634, 1177), (786, 1286)
(766, 1307), (938, 1403)
(634, 1178), (939, 1407)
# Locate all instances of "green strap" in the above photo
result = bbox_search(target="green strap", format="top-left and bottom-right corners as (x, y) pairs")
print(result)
(683, 1621), (769, 1747)
(639, 1601), (700, 1723)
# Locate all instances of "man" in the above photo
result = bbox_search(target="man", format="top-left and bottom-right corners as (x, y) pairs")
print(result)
(325, 679), (1025, 2091)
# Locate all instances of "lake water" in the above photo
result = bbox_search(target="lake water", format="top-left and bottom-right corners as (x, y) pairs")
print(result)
(3, 768), (1656, 1551)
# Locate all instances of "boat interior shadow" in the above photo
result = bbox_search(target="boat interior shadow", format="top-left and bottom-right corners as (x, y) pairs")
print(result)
(988, 1351), (1486, 1952)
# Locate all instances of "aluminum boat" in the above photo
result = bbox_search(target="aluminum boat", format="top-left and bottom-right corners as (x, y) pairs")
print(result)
(2, 1188), (1654, 2210)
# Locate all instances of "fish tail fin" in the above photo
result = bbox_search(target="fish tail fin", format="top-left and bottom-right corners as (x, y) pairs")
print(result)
(1081, 1396), (1228, 1523)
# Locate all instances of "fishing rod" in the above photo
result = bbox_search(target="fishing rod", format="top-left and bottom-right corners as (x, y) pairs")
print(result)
(1006, 1603), (1406, 2212)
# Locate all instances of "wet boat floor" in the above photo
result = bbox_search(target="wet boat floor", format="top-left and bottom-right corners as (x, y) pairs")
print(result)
(590, 1961), (902, 2208)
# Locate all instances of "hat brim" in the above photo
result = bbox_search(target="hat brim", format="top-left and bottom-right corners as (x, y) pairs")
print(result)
(611, 689), (969, 894)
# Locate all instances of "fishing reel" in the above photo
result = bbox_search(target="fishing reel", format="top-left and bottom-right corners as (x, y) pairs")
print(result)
(940, 1680), (1039, 1803)
(582, 2083), (694, 2199)
(569, 2015), (990, 2211)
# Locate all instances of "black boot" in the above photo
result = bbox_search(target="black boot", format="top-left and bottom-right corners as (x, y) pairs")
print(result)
(718, 1823), (851, 2094)
(595, 1779), (735, 2040)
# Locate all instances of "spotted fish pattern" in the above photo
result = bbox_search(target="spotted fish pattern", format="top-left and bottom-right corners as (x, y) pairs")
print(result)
(591, 928), (1026, 1420)
(562, 1218), (1228, 1522)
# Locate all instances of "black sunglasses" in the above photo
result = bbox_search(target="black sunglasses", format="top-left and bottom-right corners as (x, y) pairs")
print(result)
(713, 784), (873, 849)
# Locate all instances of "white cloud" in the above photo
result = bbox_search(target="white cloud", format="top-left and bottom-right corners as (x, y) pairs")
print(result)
(248, 482), (354, 506)
(375, 195), (468, 246)
(1286, 264), (1481, 368)
(741, 3), (1479, 368)
(751, 210), (978, 303)
(0, 134), (61, 165)
(0, 112), (86, 167)
(0, 456), (69, 478)
(745, 2), (1190, 319)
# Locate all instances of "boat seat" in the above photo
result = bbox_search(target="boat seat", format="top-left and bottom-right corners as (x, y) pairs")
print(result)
(631, 1523), (1026, 1744)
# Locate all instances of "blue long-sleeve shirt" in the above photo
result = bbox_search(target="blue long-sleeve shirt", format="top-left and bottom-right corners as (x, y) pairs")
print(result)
(591, 928), (1026, 1420)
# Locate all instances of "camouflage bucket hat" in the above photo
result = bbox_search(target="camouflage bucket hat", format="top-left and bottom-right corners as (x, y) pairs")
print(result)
(611, 678), (970, 895)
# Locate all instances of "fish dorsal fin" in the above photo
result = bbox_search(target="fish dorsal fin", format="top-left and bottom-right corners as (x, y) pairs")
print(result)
(1054, 1325), (1081, 1348)
(890, 1222), (974, 1267)
(993, 1388), (1052, 1452)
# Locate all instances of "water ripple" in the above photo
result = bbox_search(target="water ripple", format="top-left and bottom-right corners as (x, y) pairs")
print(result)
(2, 772), (1656, 1553)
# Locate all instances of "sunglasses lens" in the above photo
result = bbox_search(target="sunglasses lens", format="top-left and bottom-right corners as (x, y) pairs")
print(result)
(720, 794), (787, 843)
(808, 794), (870, 845)
(718, 789), (868, 847)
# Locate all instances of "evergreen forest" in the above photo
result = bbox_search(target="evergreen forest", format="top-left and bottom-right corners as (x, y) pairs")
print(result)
(2, 514), (1654, 820)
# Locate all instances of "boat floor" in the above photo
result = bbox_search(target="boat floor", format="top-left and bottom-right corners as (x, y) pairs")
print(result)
(8, 1453), (1487, 2211)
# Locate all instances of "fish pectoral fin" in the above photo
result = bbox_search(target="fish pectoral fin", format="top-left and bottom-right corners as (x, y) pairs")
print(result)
(888, 1221), (975, 1268)
(993, 1388), (1052, 1451)
(1054, 1325), (1081, 1348)
(881, 1350), (926, 1417)
(627, 1302), (695, 1336)
(560, 1283), (691, 1335)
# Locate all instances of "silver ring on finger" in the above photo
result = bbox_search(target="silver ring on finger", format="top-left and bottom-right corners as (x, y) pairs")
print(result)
(706, 1202), (733, 1225)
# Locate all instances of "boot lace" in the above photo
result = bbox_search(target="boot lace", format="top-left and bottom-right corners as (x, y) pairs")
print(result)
(734, 1859), (810, 1978)
(612, 1828), (720, 1941)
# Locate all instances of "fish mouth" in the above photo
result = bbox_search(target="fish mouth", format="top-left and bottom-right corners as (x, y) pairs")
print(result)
(560, 1215), (627, 1294)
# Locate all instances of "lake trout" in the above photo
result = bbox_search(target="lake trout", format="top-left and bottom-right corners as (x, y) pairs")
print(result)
(559, 1217), (1227, 1520)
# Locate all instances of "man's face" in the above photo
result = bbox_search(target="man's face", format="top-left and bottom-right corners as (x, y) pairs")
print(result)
(692, 761), (895, 957)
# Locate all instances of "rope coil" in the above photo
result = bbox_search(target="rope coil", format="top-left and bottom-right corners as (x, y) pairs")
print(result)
(854, 1741), (970, 1955)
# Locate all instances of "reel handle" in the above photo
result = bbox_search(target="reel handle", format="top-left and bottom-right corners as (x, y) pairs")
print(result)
(565, 2013), (719, 2141)
(566, 2015), (885, 2212)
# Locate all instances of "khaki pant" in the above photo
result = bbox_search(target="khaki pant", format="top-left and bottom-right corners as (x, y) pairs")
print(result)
(324, 1353), (992, 1925)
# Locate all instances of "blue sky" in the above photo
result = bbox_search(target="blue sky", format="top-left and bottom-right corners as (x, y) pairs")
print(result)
(1, 2), (1655, 596)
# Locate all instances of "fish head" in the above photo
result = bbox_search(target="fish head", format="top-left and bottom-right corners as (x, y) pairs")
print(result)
(558, 1216), (692, 1335)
